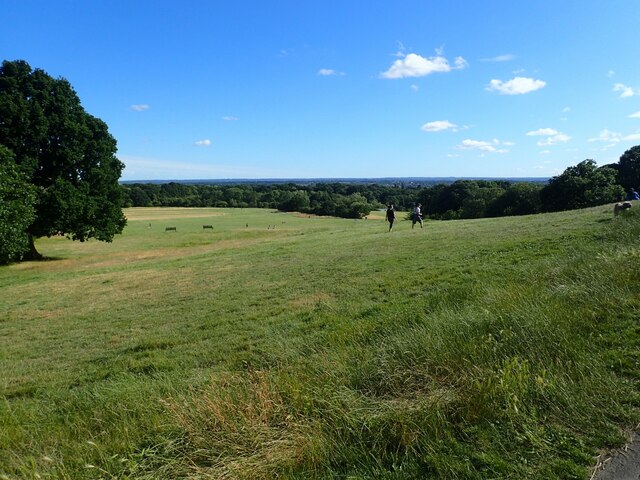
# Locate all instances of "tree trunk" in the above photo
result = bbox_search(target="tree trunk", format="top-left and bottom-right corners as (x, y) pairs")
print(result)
(23, 234), (43, 261)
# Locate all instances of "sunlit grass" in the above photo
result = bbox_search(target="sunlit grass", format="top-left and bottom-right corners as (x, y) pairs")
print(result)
(1, 206), (638, 479)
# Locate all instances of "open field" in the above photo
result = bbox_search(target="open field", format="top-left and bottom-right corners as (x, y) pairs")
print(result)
(1, 206), (639, 479)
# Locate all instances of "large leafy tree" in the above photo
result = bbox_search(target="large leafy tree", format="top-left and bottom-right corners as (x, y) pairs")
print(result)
(540, 159), (624, 212)
(0, 60), (126, 259)
(485, 182), (542, 217)
(617, 145), (640, 192)
(0, 145), (36, 263)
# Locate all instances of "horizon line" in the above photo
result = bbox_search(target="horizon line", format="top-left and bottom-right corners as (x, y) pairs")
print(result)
(121, 175), (550, 184)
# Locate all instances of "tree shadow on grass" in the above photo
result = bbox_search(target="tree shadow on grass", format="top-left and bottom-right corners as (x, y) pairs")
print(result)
(15, 255), (67, 264)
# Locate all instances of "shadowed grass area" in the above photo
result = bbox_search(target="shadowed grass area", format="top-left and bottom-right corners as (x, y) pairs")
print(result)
(1, 206), (639, 479)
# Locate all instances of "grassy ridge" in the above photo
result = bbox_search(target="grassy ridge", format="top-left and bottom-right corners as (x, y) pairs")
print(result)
(1, 206), (639, 479)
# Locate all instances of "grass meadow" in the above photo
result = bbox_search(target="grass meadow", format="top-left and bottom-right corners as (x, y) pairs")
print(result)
(1, 206), (639, 479)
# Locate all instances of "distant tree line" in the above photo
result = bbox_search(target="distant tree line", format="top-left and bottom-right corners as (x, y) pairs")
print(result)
(121, 181), (419, 218)
(417, 157), (628, 219)
(122, 146), (640, 221)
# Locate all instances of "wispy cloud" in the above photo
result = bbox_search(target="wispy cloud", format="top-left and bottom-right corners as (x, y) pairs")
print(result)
(613, 83), (638, 98)
(194, 139), (211, 147)
(380, 51), (467, 79)
(481, 54), (516, 62)
(410, 84), (419, 92)
(421, 120), (458, 132)
(318, 68), (345, 76)
(119, 155), (275, 180)
(588, 129), (621, 144)
(393, 41), (407, 57)
(222, 116), (238, 121)
(487, 77), (546, 95)
(589, 129), (640, 145)
(629, 111), (640, 118)
(130, 104), (150, 112)
(456, 138), (510, 153)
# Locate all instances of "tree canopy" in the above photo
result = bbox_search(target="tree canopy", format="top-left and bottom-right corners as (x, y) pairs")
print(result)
(540, 159), (624, 212)
(0, 146), (36, 264)
(617, 145), (640, 192)
(0, 60), (126, 260)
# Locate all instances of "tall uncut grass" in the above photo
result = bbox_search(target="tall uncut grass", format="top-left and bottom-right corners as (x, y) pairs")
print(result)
(1, 206), (639, 479)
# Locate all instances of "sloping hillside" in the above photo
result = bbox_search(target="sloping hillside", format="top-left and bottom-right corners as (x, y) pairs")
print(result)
(1, 206), (638, 479)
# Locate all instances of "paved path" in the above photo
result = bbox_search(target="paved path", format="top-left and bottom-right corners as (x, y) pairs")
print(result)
(593, 433), (640, 480)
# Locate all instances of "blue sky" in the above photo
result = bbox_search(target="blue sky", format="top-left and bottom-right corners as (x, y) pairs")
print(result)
(3, 1), (640, 180)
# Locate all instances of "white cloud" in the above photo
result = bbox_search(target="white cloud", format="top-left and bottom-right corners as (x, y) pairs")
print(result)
(222, 116), (238, 121)
(562, 106), (571, 113)
(456, 138), (509, 153)
(537, 134), (571, 146)
(608, 70), (615, 78)
(588, 129), (621, 143)
(130, 104), (150, 112)
(194, 139), (212, 147)
(588, 128), (623, 152)
(613, 83), (638, 98)
(540, 150), (552, 155)
(486, 76), (546, 95)
(526, 128), (570, 146)
(629, 111), (640, 118)
(589, 129), (640, 144)
(380, 51), (467, 79)
(318, 68), (344, 76)
(481, 54), (516, 62)
(527, 128), (559, 136)
(421, 120), (458, 132)
(410, 84), (419, 91)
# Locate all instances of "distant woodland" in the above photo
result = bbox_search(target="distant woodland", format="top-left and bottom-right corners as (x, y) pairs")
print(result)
(121, 146), (640, 221)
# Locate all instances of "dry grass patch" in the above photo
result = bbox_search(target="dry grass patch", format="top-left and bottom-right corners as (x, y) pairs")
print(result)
(288, 292), (336, 311)
(14, 237), (274, 276)
(365, 210), (387, 221)
(165, 370), (322, 479)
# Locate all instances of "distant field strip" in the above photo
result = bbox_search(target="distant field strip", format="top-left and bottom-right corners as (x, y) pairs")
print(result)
(125, 207), (227, 221)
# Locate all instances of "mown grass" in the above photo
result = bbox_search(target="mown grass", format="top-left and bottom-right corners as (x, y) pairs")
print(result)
(1, 206), (639, 479)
